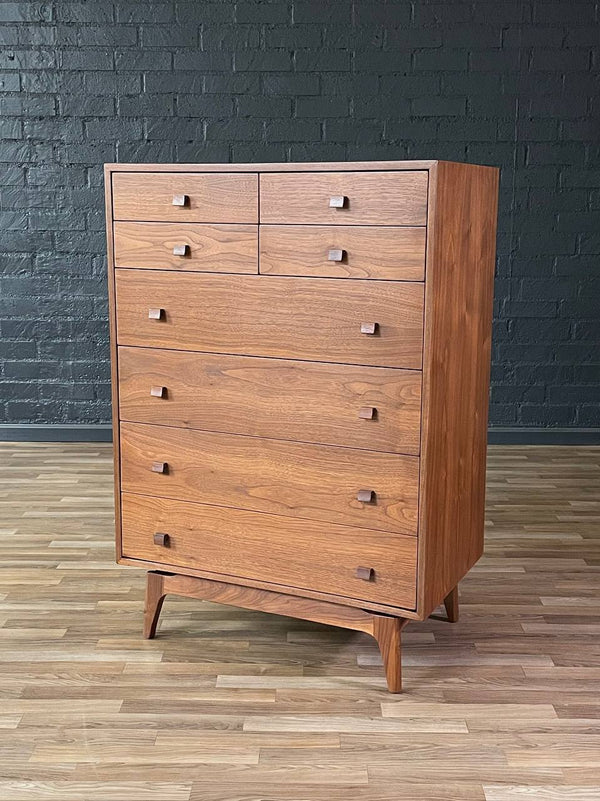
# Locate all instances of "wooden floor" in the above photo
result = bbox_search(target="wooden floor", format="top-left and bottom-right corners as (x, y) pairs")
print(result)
(0, 443), (599, 800)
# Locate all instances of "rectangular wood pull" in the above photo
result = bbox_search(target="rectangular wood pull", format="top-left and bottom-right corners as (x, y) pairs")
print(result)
(328, 249), (344, 262)
(357, 489), (374, 503)
(148, 308), (164, 320)
(153, 532), (170, 547)
(151, 461), (167, 474)
(172, 244), (188, 256)
(355, 566), (374, 581)
(172, 194), (188, 206)
(150, 386), (166, 398)
(329, 195), (347, 208)
(360, 322), (378, 335)
(358, 406), (376, 420)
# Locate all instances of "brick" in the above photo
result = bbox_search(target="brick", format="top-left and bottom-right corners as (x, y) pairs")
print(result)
(234, 50), (292, 72)
(295, 96), (348, 117)
(236, 1), (291, 23)
(412, 97), (466, 116)
(294, 1), (351, 24)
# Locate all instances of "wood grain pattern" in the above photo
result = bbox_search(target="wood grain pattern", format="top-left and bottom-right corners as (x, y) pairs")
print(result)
(373, 616), (409, 693)
(115, 270), (425, 370)
(260, 171), (428, 225)
(417, 161), (499, 618)
(120, 421), (419, 535)
(112, 172), (258, 223)
(120, 492), (418, 608)
(113, 222), (258, 273)
(117, 346), (422, 455)
(259, 225), (426, 280)
(2, 441), (600, 797)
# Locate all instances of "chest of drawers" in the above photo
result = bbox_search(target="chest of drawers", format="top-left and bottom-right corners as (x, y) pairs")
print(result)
(105, 160), (499, 692)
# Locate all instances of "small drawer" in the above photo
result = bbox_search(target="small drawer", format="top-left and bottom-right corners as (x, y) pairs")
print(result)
(115, 270), (424, 370)
(118, 347), (422, 455)
(120, 421), (419, 535)
(260, 225), (426, 281)
(260, 171), (428, 225)
(121, 492), (418, 608)
(113, 222), (258, 274)
(112, 172), (258, 223)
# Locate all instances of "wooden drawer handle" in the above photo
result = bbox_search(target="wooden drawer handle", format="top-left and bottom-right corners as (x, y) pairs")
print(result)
(358, 406), (376, 420)
(329, 195), (347, 209)
(148, 308), (164, 320)
(360, 322), (378, 335)
(355, 566), (374, 581)
(151, 461), (167, 474)
(153, 532), (170, 547)
(172, 194), (188, 207)
(172, 244), (188, 256)
(357, 489), (374, 503)
(150, 386), (166, 398)
(328, 249), (344, 262)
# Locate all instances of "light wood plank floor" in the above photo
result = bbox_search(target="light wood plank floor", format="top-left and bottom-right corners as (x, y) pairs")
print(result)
(0, 442), (599, 800)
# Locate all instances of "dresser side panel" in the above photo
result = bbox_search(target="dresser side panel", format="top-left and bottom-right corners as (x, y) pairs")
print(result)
(104, 165), (122, 559)
(417, 161), (499, 618)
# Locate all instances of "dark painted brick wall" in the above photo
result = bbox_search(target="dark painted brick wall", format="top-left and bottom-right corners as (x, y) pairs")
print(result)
(0, 1), (598, 428)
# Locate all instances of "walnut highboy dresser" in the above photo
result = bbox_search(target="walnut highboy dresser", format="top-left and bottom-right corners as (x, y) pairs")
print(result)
(105, 160), (499, 692)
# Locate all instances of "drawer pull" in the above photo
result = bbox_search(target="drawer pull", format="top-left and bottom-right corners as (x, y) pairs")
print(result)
(360, 322), (378, 335)
(329, 195), (347, 209)
(357, 489), (374, 503)
(355, 566), (374, 581)
(153, 532), (170, 547)
(328, 248), (344, 262)
(148, 308), (164, 320)
(150, 385), (166, 398)
(172, 244), (188, 256)
(151, 461), (167, 474)
(358, 406), (376, 420)
(172, 194), (188, 207)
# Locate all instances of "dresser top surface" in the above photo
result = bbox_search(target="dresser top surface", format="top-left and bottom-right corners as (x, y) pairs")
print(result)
(104, 159), (497, 175)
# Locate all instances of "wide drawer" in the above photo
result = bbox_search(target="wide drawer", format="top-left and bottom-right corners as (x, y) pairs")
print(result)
(120, 422), (419, 535)
(121, 492), (418, 608)
(260, 171), (428, 225)
(113, 222), (258, 274)
(112, 172), (258, 223)
(118, 347), (422, 455)
(115, 271), (424, 370)
(260, 225), (426, 281)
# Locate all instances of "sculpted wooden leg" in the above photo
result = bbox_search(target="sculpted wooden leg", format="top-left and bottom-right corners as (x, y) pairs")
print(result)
(372, 615), (408, 693)
(144, 571), (167, 639)
(444, 585), (459, 623)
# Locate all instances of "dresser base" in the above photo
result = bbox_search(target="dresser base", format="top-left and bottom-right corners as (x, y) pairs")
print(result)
(143, 570), (460, 692)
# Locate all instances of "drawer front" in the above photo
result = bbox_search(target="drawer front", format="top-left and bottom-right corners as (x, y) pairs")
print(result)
(121, 492), (417, 608)
(120, 422), (419, 535)
(118, 347), (422, 455)
(115, 271), (424, 370)
(260, 171), (428, 225)
(260, 225), (426, 281)
(114, 222), (258, 274)
(112, 172), (258, 223)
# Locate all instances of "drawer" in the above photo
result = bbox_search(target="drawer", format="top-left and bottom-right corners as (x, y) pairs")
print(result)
(113, 222), (258, 274)
(115, 271), (424, 370)
(121, 492), (418, 608)
(118, 347), (421, 455)
(260, 225), (426, 281)
(112, 172), (258, 223)
(260, 171), (428, 225)
(120, 422), (419, 535)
